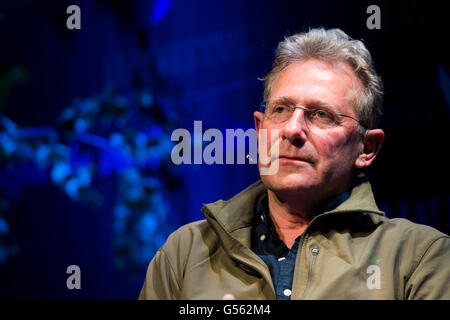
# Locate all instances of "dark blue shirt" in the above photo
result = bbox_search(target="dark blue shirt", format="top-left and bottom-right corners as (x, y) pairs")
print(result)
(251, 192), (349, 300)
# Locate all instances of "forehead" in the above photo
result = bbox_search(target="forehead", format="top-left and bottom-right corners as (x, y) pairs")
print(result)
(269, 59), (362, 113)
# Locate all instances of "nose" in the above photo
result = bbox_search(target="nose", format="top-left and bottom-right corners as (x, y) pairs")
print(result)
(281, 108), (308, 145)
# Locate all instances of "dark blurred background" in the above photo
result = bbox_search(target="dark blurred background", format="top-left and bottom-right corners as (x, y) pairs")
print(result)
(0, 0), (449, 299)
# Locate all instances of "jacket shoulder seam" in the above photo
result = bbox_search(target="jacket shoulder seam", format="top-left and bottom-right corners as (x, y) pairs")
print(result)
(407, 235), (449, 282)
(159, 247), (182, 293)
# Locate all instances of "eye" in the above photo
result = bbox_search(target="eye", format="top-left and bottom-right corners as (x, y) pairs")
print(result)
(315, 110), (332, 118)
(308, 108), (337, 125)
(272, 105), (289, 114)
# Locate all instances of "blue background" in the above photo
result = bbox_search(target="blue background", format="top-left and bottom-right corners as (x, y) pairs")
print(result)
(0, 0), (449, 299)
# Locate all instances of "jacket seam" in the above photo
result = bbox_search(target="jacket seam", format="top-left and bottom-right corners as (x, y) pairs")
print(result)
(159, 248), (182, 293)
(185, 246), (223, 273)
(406, 235), (449, 283)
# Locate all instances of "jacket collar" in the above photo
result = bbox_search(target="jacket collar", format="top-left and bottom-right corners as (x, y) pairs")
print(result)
(332, 172), (384, 215)
(201, 172), (384, 240)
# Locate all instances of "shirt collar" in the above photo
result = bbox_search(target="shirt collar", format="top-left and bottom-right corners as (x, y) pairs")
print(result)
(255, 190), (350, 226)
(313, 191), (350, 217)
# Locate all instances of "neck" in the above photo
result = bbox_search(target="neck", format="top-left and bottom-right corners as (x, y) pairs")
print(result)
(266, 189), (314, 249)
(266, 181), (351, 248)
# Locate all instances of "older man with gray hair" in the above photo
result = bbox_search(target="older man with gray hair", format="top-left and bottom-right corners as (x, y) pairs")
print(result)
(139, 28), (450, 300)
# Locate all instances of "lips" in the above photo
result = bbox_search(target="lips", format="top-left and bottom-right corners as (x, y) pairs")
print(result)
(278, 155), (312, 163)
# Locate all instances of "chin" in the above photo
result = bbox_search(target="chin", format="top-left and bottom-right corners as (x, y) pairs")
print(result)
(260, 171), (319, 195)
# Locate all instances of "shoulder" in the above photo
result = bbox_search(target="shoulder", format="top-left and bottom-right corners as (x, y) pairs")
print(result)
(161, 219), (213, 253)
(384, 219), (450, 298)
(381, 217), (448, 242)
(376, 216), (450, 267)
(159, 219), (221, 271)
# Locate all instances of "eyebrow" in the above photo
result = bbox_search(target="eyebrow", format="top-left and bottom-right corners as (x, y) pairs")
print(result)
(269, 96), (338, 110)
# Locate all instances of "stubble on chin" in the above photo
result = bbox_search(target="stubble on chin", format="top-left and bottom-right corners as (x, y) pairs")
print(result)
(261, 168), (321, 197)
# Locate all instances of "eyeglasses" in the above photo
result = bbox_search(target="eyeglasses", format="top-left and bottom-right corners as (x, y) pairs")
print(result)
(260, 101), (368, 131)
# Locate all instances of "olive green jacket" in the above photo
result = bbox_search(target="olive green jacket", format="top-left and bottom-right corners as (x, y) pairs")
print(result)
(139, 175), (450, 299)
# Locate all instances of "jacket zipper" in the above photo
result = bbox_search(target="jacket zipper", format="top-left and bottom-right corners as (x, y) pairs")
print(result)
(300, 244), (320, 299)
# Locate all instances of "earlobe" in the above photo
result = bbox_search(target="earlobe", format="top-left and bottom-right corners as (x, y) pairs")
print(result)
(354, 129), (385, 169)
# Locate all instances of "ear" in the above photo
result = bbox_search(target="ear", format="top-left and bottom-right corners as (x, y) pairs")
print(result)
(354, 129), (385, 169)
(254, 111), (264, 142)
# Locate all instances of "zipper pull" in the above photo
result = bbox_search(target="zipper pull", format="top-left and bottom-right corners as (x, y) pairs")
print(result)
(311, 244), (319, 255)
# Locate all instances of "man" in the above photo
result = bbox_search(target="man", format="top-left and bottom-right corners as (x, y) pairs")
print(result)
(139, 28), (450, 299)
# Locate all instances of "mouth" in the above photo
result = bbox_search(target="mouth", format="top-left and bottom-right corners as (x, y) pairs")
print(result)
(278, 155), (312, 164)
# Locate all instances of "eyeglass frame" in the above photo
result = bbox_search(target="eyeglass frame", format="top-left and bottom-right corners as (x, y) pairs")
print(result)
(259, 101), (369, 133)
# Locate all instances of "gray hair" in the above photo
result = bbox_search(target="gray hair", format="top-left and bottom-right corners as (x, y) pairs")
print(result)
(262, 28), (383, 129)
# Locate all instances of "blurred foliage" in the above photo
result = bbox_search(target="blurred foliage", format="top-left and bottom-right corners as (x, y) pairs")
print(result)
(0, 70), (180, 269)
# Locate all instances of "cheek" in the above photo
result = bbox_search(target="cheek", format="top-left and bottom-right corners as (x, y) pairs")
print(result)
(313, 131), (357, 166)
(314, 132), (342, 158)
(258, 125), (280, 155)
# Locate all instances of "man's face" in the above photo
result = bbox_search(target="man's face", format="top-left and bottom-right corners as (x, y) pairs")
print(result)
(255, 59), (366, 200)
